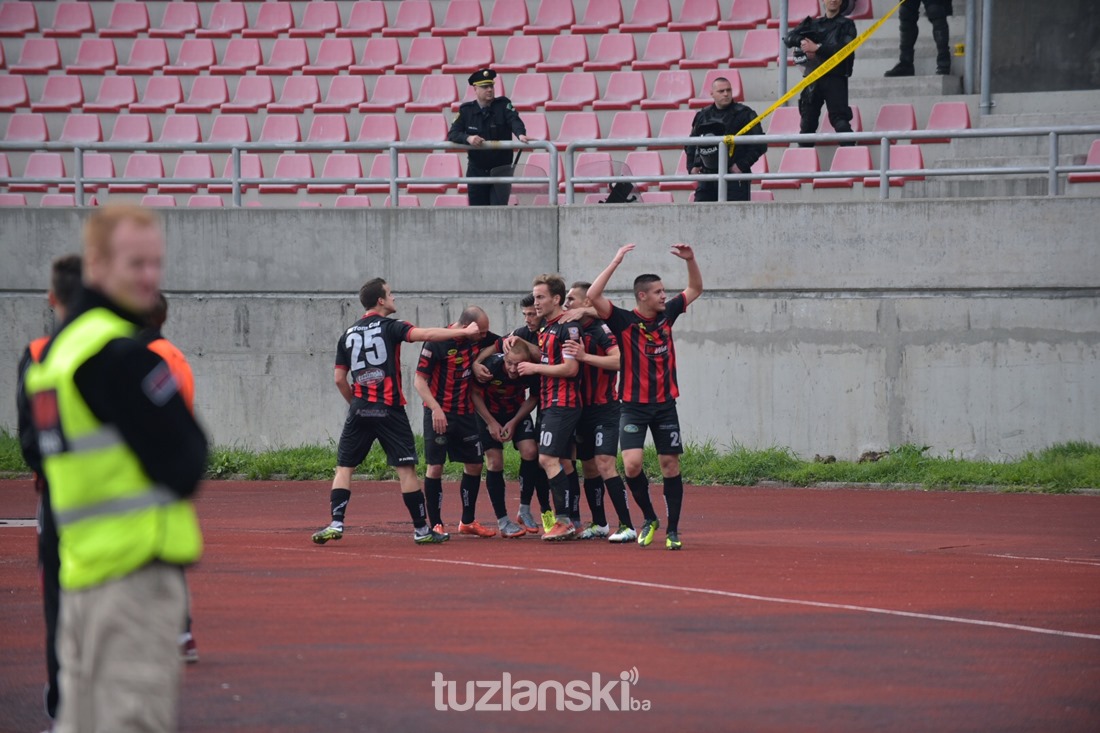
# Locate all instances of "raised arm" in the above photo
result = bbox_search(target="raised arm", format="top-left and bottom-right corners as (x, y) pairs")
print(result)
(587, 244), (635, 319)
(409, 321), (479, 343)
(671, 243), (703, 306)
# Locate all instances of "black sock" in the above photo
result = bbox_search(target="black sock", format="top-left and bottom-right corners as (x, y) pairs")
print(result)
(460, 472), (481, 525)
(519, 459), (539, 506)
(330, 488), (351, 524)
(424, 476), (443, 527)
(534, 466), (552, 513)
(626, 473), (657, 521)
(603, 475), (633, 528)
(486, 470), (508, 519)
(583, 476), (607, 527)
(567, 467), (581, 522)
(663, 474), (684, 534)
(401, 490), (428, 530)
(548, 470), (569, 518)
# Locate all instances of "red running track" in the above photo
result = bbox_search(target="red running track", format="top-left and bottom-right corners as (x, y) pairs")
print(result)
(1, 479), (1098, 733)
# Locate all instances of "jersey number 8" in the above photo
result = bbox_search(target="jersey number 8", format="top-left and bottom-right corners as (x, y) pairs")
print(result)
(346, 326), (388, 370)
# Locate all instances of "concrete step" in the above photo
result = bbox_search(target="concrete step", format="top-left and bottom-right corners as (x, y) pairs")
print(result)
(850, 73), (963, 99)
(928, 153), (1086, 169)
(980, 89), (1100, 116)
(942, 132), (1097, 158)
(901, 175), (1055, 198)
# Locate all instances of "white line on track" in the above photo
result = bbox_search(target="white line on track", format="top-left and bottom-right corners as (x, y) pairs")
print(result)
(984, 553), (1100, 567)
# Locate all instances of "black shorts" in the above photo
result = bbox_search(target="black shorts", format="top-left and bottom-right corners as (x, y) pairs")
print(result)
(537, 406), (582, 459)
(479, 411), (538, 451)
(424, 408), (484, 466)
(619, 401), (683, 455)
(337, 401), (418, 468)
(575, 402), (621, 461)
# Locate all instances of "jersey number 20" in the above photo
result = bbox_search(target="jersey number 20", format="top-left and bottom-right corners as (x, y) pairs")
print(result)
(346, 326), (388, 370)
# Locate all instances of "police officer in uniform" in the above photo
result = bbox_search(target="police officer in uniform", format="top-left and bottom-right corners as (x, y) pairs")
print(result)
(792, 0), (858, 146)
(686, 77), (766, 202)
(884, 0), (953, 76)
(448, 69), (530, 206)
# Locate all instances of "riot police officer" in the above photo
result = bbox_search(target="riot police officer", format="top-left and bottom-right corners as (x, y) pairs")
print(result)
(686, 77), (766, 202)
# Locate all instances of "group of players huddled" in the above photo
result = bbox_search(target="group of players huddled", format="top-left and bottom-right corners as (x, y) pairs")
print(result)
(312, 243), (703, 551)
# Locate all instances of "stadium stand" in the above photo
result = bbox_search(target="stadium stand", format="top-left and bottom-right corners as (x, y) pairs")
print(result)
(11, 39), (61, 75)
(720, 0), (771, 30)
(0, 3), (39, 38)
(222, 77), (275, 114)
(763, 148), (821, 190)
(165, 39), (216, 75)
(304, 38), (356, 74)
(536, 36), (588, 73)
(257, 39), (310, 75)
(525, 2), (576, 34)
(670, 0), (721, 32)
(434, 0), (483, 37)
(633, 32), (686, 71)
(101, 3), (150, 39)
(496, 37), (543, 73)
(478, 0), (528, 36)
(382, 1), (433, 38)
(150, 3), (200, 38)
(442, 37), (494, 74)
(350, 38), (401, 75)
(545, 72), (599, 111)
(210, 39), (263, 75)
(118, 38), (170, 75)
(161, 154), (215, 195)
(59, 114), (102, 144)
(314, 76), (367, 113)
(594, 72), (647, 111)
(814, 146), (874, 189)
(43, 2), (95, 38)
(406, 76), (458, 114)
(196, 4), (247, 39)
(269, 77), (321, 114)
(642, 71), (696, 110)
(336, 2), (387, 38)
(584, 35), (637, 73)
(244, 3), (295, 38)
(11, 152), (64, 193)
(622, 0), (673, 33)
(572, 0), (623, 34)
(292, 2), (342, 38)
(31, 76), (83, 113)
(358, 76), (411, 112)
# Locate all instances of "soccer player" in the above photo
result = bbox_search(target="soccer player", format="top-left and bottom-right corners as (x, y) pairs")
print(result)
(312, 278), (478, 546)
(471, 338), (543, 536)
(516, 274), (584, 541)
(585, 244), (704, 550)
(414, 306), (499, 538)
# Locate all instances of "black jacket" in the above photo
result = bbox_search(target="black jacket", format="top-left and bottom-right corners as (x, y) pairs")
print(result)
(686, 103), (766, 174)
(796, 14), (858, 78)
(448, 97), (527, 171)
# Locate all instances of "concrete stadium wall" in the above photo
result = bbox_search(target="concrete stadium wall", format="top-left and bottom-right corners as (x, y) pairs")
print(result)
(2, 199), (1097, 460)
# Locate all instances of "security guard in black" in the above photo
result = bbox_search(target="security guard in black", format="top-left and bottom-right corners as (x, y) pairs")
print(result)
(686, 79), (765, 202)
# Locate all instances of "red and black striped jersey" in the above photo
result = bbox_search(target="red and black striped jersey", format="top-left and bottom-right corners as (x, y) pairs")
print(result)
(495, 322), (541, 351)
(536, 315), (583, 409)
(603, 293), (687, 404)
(335, 312), (414, 406)
(476, 353), (538, 416)
(417, 329), (498, 415)
(579, 319), (619, 406)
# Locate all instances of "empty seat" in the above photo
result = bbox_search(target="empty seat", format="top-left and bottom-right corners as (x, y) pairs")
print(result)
(315, 76), (366, 113)
(608, 111), (652, 141)
(304, 38), (355, 75)
(594, 71), (646, 110)
(161, 153), (215, 194)
(872, 103), (918, 134)
(221, 76), (274, 113)
(335, 195), (373, 207)
(572, 0), (622, 34)
(634, 31), (685, 71)
(525, 152), (565, 185)
(260, 154), (313, 193)
(766, 106), (802, 145)
(31, 75), (83, 112)
(67, 39), (117, 75)
(525, 1), (574, 33)
(309, 154), (362, 194)
(383, 195), (421, 208)
(130, 76), (182, 113)
(0, 194), (28, 207)
(269, 76), (320, 113)
(350, 38), (401, 75)
(395, 37), (446, 75)
(5, 113), (49, 142)
(117, 38), (169, 74)
(211, 38), (262, 75)
(306, 114), (350, 143)
(109, 114), (153, 144)
(165, 39), (216, 75)
(690, 69), (744, 107)
(545, 72), (599, 111)
(751, 190), (775, 202)
(382, 1), (433, 37)
(442, 37), (494, 74)
(640, 191), (675, 203)
(12, 39), (61, 74)
(434, 0), (483, 36)
(44, 2), (95, 38)
(409, 153), (462, 193)
(720, 0), (771, 30)
(187, 195), (224, 208)
(0, 75), (29, 112)
(150, 3), (200, 38)
(291, 1), (341, 38)
(361, 154), (411, 192)
(496, 37), (542, 73)
(158, 114), (202, 145)
(573, 152), (614, 192)
(0, 3), (38, 37)
(864, 145), (925, 187)
(1068, 140), (1100, 184)
(59, 114), (103, 143)
(259, 115), (302, 144)
(763, 147), (820, 189)
(12, 153), (65, 193)
(209, 115), (252, 144)
(923, 101), (972, 143)
(682, 30), (734, 69)
(478, 0), (528, 35)
(197, 4), (247, 39)
(84, 76), (136, 112)
(244, 3), (295, 38)
(210, 154), (263, 193)
(821, 105), (863, 134)
(768, 0), (820, 28)
(406, 76), (457, 113)
(522, 112), (550, 141)
(814, 145), (872, 188)
(405, 114), (447, 143)
(176, 76), (228, 113)
(140, 195), (177, 207)
(356, 115), (400, 144)
(622, 0), (672, 32)
(731, 29), (780, 67)
(258, 39), (309, 75)
(641, 70), (694, 110)
(584, 35), (636, 72)
(670, 0), (720, 31)
(101, 3), (149, 38)
(40, 194), (81, 207)
(658, 109), (696, 138)
(358, 76), (411, 112)
(510, 73), (552, 111)
(337, 1), (387, 37)
(555, 112), (600, 149)
(110, 153), (164, 193)
(433, 195), (468, 207)
(536, 36), (588, 73)
(74, 152), (114, 192)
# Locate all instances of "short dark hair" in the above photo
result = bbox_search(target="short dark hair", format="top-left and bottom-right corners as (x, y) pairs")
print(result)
(50, 254), (82, 310)
(520, 294), (535, 308)
(633, 274), (661, 298)
(570, 280), (592, 293)
(359, 278), (387, 310)
(532, 273), (567, 307)
(458, 305), (486, 326)
(712, 76), (731, 88)
(147, 292), (168, 329)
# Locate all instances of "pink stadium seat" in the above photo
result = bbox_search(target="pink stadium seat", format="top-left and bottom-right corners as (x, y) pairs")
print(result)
(40, 194), (80, 207)
(872, 103), (918, 135)
(923, 101), (972, 143)
(196, 4), (247, 39)
(67, 39), (117, 75)
(102, 3), (149, 38)
(670, 0), (720, 31)
(356, 115), (400, 144)
(690, 69), (744, 107)
(769, 0), (821, 28)
(536, 36), (588, 73)
(304, 39), (355, 75)
(849, 0), (875, 20)
(545, 72), (599, 111)
(59, 114), (103, 143)
(141, 195), (177, 207)
(44, 2), (95, 38)
(1068, 140), (1100, 184)
(594, 71), (647, 111)
(11, 153), (65, 193)
(110, 153), (164, 193)
(658, 109), (695, 138)
(496, 37), (542, 73)
(382, 1), (433, 37)
(337, 1), (387, 37)
(158, 114), (202, 145)
(622, 0), (672, 32)
(766, 106), (802, 145)
(269, 76), (320, 113)
(433, 195), (468, 207)
(751, 190), (775, 202)
(525, 152), (564, 185)
(763, 147), (820, 189)
(572, 0), (622, 34)
(70, 152), (113, 193)
(306, 115), (350, 143)
(442, 37), (494, 74)
(634, 32), (686, 71)
(150, 3), (200, 38)
(0, 75), (29, 112)
(864, 145), (925, 187)
(608, 111), (652, 142)
(478, 0), (528, 35)
(451, 75), (505, 111)
(244, 3), (294, 38)
(12, 39), (61, 75)
(187, 195), (224, 208)
(221, 76), (274, 113)
(584, 35), (636, 72)
(434, 0), (482, 36)
(814, 145), (872, 188)
(510, 73), (552, 111)
(641, 70), (695, 110)
(258, 39), (309, 75)
(84, 76), (137, 112)
(731, 29), (780, 68)
(682, 30), (734, 69)
(260, 154), (313, 193)
(211, 38), (262, 75)
(291, 1), (341, 38)
(360, 154), (411, 193)
(315, 76), (367, 113)
(110, 114), (153, 144)
(406, 76), (458, 113)
(309, 154), (362, 194)
(640, 191), (675, 203)
(31, 75), (83, 112)
(0, 194), (28, 207)
(405, 114), (448, 143)
(210, 154), (263, 193)
(522, 112), (549, 141)
(0, 3), (38, 37)
(118, 38), (169, 74)
(821, 105), (863, 134)
(409, 153), (462, 193)
(177, 76), (228, 113)
(720, 0), (771, 29)
(259, 115), (302, 144)
(209, 115), (252, 144)
(554, 112), (600, 150)
(751, 153), (769, 181)
(350, 38), (402, 75)
(5, 113), (49, 142)
(334, 195), (372, 207)
(165, 39), (216, 75)
(384, 196), (421, 208)
(573, 152), (614, 192)
(358, 76), (411, 112)
(130, 76), (183, 113)
(161, 153), (215, 194)
(395, 37), (447, 75)
(525, 1), (575, 34)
